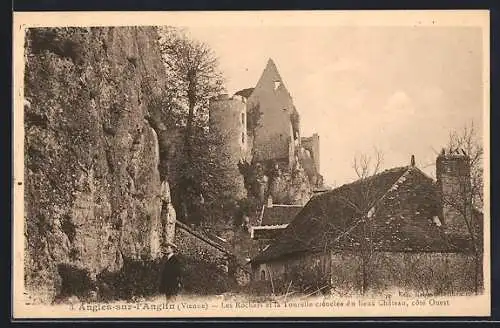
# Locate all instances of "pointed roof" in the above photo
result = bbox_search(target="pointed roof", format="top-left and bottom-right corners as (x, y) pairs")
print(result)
(264, 58), (282, 80)
(233, 59), (288, 101)
(252, 58), (287, 92)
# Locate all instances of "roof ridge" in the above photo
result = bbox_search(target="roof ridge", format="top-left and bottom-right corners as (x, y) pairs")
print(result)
(313, 167), (411, 248)
(364, 166), (414, 216)
(252, 224), (289, 229)
(323, 166), (409, 194)
(270, 204), (303, 207)
(412, 166), (436, 181)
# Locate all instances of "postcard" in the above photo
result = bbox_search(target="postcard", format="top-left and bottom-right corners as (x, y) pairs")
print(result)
(12, 10), (490, 318)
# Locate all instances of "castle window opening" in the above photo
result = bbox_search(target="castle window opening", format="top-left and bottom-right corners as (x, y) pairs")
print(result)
(274, 81), (281, 91)
(261, 269), (266, 281)
(241, 112), (245, 125)
(242, 132), (245, 144)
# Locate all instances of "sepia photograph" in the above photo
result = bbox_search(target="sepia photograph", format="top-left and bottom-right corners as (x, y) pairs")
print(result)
(12, 10), (490, 318)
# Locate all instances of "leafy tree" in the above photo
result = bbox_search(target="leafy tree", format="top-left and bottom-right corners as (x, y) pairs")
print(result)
(158, 27), (225, 161)
(156, 27), (230, 226)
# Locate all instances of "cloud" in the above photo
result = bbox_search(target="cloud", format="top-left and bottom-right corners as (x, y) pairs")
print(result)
(383, 91), (415, 117)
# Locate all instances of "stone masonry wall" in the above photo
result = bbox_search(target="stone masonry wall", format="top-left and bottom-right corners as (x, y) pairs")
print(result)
(174, 223), (229, 270)
(253, 251), (478, 296)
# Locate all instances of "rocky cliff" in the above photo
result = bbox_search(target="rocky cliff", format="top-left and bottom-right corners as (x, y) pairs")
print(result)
(268, 163), (313, 205)
(24, 26), (170, 303)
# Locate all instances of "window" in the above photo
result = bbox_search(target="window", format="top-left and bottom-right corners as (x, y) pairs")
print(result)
(241, 132), (245, 144)
(274, 81), (281, 91)
(261, 270), (266, 281)
(241, 112), (245, 125)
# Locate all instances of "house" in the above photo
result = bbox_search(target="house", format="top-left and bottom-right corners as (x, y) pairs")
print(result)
(250, 152), (483, 295)
(250, 196), (303, 247)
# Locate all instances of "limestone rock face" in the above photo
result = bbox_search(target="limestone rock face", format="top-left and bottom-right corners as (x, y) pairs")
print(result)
(268, 163), (312, 205)
(161, 180), (177, 245)
(24, 26), (170, 302)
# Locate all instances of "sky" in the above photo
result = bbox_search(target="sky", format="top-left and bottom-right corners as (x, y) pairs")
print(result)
(185, 26), (485, 187)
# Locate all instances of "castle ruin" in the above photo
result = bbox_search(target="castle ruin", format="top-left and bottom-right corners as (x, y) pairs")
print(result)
(209, 58), (323, 204)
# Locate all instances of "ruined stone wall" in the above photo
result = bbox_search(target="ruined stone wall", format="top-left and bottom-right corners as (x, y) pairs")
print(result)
(24, 26), (171, 303)
(436, 153), (473, 236)
(301, 133), (320, 177)
(247, 61), (296, 163)
(174, 222), (229, 270)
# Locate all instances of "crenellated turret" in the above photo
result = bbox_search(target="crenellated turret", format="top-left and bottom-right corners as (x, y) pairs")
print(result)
(208, 94), (249, 199)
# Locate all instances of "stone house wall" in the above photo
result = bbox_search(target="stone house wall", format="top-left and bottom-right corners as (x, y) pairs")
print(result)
(252, 251), (478, 295)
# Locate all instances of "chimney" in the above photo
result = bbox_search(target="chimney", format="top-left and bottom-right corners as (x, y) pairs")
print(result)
(410, 155), (415, 167)
(267, 195), (273, 208)
(436, 148), (472, 235)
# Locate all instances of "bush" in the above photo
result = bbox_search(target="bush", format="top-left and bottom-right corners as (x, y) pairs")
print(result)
(180, 255), (236, 295)
(56, 263), (97, 301)
(96, 257), (163, 301)
(94, 255), (235, 301)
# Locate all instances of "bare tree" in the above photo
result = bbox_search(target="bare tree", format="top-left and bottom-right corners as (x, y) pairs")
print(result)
(443, 121), (484, 294)
(349, 148), (384, 294)
(352, 149), (384, 181)
(446, 121), (484, 209)
(287, 148), (385, 295)
(279, 148), (385, 296)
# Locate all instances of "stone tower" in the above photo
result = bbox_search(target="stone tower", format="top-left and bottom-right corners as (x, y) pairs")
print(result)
(246, 58), (297, 167)
(301, 133), (320, 173)
(208, 94), (248, 199)
(436, 149), (472, 235)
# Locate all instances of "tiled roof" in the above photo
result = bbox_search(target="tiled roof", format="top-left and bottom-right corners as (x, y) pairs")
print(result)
(252, 166), (475, 263)
(261, 205), (303, 226)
